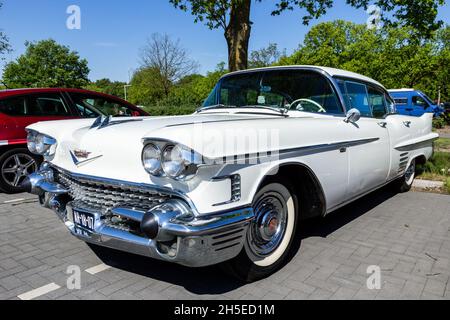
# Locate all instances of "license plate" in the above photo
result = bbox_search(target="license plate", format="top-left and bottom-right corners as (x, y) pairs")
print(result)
(73, 210), (95, 236)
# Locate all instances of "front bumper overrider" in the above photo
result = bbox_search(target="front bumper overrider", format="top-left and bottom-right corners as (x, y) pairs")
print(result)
(23, 165), (254, 267)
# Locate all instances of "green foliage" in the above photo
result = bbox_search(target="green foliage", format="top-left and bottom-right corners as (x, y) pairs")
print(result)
(129, 62), (227, 112)
(418, 151), (450, 177)
(171, 0), (444, 38)
(143, 105), (197, 116)
(271, 0), (445, 38)
(2, 39), (89, 88)
(435, 138), (450, 151)
(249, 43), (285, 69)
(433, 117), (447, 129)
(280, 21), (450, 102)
(85, 79), (127, 99)
(445, 177), (450, 194)
(128, 67), (167, 106)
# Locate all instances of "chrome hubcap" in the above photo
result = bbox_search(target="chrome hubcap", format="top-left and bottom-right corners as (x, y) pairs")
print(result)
(248, 192), (288, 257)
(1, 153), (37, 187)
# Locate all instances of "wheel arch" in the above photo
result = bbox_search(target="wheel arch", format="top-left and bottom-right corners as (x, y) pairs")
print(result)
(414, 154), (427, 165)
(255, 162), (327, 220)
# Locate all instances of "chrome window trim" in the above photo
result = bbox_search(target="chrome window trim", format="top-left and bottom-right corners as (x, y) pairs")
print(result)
(200, 66), (348, 115)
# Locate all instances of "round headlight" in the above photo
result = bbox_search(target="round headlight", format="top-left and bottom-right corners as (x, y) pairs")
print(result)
(162, 145), (185, 178)
(35, 134), (49, 154)
(27, 132), (37, 153)
(142, 143), (162, 175)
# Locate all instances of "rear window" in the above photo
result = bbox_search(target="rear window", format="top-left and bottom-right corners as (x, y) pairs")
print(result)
(0, 93), (70, 116)
(0, 97), (27, 116)
(28, 94), (70, 116)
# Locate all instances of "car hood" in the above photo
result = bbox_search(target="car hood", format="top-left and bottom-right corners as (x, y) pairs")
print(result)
(27, 112), (284, 142)
(27, 112), (304, 181)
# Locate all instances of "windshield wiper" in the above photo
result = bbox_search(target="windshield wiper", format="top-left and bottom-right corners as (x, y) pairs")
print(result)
(197, 104), (289, 116)
(240, 105), (289, 116)
(196, 104), (237, 113)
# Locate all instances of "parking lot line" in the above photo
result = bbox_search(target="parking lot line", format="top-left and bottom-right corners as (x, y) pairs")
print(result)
(85, 263), (111, 275)
(17, 283), (61, 300)
(4, 198), (25, 204)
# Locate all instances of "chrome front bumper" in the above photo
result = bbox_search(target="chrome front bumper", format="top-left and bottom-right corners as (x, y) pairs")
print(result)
(24, 166), (254, 267)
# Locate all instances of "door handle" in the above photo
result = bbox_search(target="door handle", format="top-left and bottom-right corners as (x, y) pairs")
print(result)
(403, 121), (411, 127)
(378, 122), (387, 128)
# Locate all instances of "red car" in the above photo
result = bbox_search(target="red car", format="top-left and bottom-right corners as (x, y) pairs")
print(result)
(0, 88), (149, 193)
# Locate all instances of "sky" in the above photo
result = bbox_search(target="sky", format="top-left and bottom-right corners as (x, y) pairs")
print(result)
(0, 0), (449, 82)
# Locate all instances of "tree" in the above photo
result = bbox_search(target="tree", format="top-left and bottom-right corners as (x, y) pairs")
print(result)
(139, 33), (199, 98)
(170, 0), (445, 71)
(128, 67), (167, 106)
(248, 43), (285, 68)
(279, 20), (450, 101)
(85, 78), (127, 99)
(0, 1), (11, 59)
(2, 39), (89, 88)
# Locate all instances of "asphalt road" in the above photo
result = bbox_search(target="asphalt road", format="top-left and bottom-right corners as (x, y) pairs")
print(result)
(0, 188), (449, 300)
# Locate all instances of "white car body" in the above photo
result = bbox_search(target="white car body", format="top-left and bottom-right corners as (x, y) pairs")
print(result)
(25, 66), (438, 273)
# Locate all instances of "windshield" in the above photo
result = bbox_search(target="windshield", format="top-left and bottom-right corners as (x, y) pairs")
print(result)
(419, 91), (435, 105)
(202, 69), (343, 114)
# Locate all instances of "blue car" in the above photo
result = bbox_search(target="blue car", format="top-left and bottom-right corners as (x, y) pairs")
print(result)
(388, 89), (445, 117)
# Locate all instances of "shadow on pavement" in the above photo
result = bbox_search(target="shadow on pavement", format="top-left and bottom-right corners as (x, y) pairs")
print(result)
(90, 184), (398, 295)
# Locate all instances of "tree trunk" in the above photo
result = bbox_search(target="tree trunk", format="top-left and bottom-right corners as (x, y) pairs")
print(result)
(225, 0), (252, 72)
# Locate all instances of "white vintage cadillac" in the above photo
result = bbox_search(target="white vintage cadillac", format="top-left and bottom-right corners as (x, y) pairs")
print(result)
(24, 66), (438, 281)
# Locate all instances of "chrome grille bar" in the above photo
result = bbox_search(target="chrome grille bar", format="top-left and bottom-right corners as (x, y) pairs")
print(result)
(55, 171), (171, 212)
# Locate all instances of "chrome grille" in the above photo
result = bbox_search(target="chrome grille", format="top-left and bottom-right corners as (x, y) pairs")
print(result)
(55, 171), (172, 212)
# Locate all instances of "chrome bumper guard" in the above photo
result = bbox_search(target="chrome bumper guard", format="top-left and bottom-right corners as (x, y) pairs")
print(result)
(24, 167), (254, 267)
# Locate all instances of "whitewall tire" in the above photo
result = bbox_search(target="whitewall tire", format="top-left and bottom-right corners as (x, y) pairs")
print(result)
(222, 181), (299, 282)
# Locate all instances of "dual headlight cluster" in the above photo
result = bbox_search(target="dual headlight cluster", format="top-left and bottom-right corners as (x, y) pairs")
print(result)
(27, 130), (57, 157)
(142, 142), (202, 180)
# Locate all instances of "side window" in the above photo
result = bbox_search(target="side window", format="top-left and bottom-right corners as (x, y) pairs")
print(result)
(0, 97), (27, 116)
(28, 94), (70, 116)
(412, 96), (428, 108)
(342, 81), (371, 117)
(394, 98), (408, 105)
(367, 86), (388, 118)
(70, 94), (135, 117)
(386, 95), (397, 114)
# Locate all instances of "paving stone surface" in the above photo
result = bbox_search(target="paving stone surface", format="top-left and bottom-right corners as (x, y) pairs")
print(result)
(0, 189), (449, 300)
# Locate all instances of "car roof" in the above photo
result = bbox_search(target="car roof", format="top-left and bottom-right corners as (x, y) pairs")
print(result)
(223, 65), (385, 89)
(0, 88), (126, 101)
(388, 89), (416, 93)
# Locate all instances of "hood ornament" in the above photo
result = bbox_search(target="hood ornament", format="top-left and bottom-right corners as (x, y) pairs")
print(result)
(90, 115), (143, 130)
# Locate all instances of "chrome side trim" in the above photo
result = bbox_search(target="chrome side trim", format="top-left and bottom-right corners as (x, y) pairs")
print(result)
(209, 137), (380, 164)
(395, 135), (439, 151)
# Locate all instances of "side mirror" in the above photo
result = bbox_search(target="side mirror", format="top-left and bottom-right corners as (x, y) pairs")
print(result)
(344, 108), (361, 123)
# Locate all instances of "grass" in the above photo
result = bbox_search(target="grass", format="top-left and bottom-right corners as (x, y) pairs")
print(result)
(416, 151), (450, 183)
(435, 138), (450, 151)
(445, 178), (450, 194)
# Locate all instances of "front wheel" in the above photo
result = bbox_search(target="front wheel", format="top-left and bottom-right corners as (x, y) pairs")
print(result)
(394, 159), (416, 193)
(222, 182), (298, 282)
(0, 148), (40, 194)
